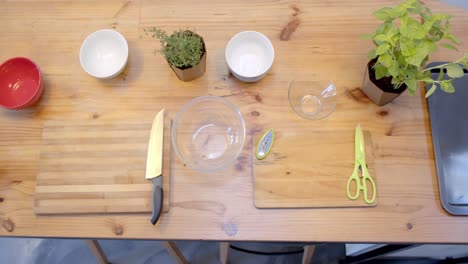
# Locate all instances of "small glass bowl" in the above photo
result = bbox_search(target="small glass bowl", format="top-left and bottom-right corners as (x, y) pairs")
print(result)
(288, 80), (337, 120)
(172, 96), (246, 172)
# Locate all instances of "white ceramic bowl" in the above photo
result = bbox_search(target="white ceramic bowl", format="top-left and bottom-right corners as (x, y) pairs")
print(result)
(80, 29), (129, 79)
(225, 31), (274, 82)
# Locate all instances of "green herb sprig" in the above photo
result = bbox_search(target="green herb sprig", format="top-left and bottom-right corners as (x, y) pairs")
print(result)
(365, 0), (468, 97)
(145, 28), (204, 69)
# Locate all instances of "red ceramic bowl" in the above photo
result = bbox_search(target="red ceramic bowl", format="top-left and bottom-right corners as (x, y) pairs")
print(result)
(0, 57), (43, 109)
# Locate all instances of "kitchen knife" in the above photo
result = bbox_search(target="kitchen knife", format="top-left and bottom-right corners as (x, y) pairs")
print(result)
(146, 109), (165, 225)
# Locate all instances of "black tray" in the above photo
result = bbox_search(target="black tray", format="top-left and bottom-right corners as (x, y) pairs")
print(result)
(426, 62), (468, 215)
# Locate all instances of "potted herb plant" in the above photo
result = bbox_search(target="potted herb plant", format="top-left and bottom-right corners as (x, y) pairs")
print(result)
(363, 0), (468, 106)
(145, 28), (206, 81)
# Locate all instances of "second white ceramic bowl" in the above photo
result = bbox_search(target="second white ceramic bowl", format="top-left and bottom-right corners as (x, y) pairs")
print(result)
(80, 29), (129, 79)
(225, 31), (274, 83)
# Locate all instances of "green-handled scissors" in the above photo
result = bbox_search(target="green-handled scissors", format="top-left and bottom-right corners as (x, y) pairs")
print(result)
(347, 124), (376, 204)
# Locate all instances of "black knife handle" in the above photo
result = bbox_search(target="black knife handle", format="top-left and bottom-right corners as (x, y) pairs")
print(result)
(151, 180), (163, 225)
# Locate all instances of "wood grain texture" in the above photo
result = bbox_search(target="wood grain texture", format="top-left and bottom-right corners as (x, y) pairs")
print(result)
(34, 119), (171, 215)
(254, 129), (376, 208)
(1, 0), (468, 243)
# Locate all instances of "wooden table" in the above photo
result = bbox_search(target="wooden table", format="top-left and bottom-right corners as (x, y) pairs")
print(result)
(1, 0), (468, 243)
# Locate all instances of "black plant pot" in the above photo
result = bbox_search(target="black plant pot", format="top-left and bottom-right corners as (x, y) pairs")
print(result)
(361, 59), (407, 106)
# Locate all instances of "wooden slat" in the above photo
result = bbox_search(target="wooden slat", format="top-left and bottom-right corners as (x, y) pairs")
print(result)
(34, 119), (171, 215)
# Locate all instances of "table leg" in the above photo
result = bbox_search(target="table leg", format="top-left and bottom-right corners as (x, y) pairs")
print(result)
(220, 242), (230, 264)
(85, 240), (110, 264)
(162, 241), (189, 264)
(302, 245), (316, 264)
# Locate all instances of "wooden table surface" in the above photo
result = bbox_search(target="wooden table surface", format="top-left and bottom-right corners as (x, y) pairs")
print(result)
(1, 0), (468, 243)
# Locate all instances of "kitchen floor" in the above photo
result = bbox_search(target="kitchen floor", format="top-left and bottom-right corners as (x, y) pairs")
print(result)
(0, 238), (345, 264)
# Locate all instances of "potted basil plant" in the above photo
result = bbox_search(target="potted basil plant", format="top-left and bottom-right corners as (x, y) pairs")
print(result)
(145, 28), (206, 81)
(363, 0), (468, 106)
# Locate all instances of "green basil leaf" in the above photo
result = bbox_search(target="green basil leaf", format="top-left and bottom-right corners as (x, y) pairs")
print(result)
(446, 63), (464, 78)
(400, 39), (416, 57)
(368, 49), (377, 60)
(429, 29), (443, 41)
(417, 71), (431, 80)
(405, 53), (427, 67)
(408, 0), (423, 13)
(424, 71), (433, 79)
(376, 43), (390, 55)
(438, 68), (445, 81)
(441, 43), (458, 51)
(374, 7), (393, 21)
(388, 62), (399, 76)
(378, 53), (393, 67)
(373, 34), (387, 42)
(386, 27), (399, 39)
(405, 68), (418, 81)
(422, 6), (432, 17)
(424, 39), (438, 52)
(425, 83), (437, 98)
(396, 53), (407, 65)
(445, 34), (461, 44)
(423, 17), (436, 31)
(420, 77), (434, 83)
(421, 57), (429, 68)
(399, 16), (409, 35)
(461, 60), (468, 70)
(404, 79), (418, 94)
(445, 15), (453, 23)
(405, 40), (431, 67)
(401, 18), (425, 39)
(440, 81), (455, 93)
(374, 63), (388, 79)
(460, 56), (468, 69)
(374, 7), (404, 21)
(376, 22), (392, 34)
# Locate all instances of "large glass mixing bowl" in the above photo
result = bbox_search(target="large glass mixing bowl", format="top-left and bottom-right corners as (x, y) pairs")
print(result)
(171, 96), (246, 172)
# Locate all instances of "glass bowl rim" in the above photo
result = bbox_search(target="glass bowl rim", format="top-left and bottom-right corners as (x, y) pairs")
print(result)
(288, 80), (337, 120)
(171, 95), (246, 172)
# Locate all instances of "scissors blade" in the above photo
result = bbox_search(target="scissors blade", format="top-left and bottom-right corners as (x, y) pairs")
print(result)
(355, 124), (366, 163)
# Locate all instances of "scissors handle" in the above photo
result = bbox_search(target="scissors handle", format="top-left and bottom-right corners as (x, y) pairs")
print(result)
(346, 165), (361, 200)
(361, 166), (376, 204)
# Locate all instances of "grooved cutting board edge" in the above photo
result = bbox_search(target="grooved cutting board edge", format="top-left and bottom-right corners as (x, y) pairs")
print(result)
(34, 118), (171, 215)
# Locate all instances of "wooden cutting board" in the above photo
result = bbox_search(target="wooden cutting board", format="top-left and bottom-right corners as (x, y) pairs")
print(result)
(253, 127), (376, 208)
(34, 118), (171, 215)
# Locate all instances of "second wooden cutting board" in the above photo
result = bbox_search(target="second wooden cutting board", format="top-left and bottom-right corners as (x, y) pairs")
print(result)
(253, 126), (376, 208)
(34, 118), (171, 215)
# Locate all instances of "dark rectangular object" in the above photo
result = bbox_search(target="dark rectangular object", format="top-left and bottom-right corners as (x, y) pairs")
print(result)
(426, 62), (468, 215)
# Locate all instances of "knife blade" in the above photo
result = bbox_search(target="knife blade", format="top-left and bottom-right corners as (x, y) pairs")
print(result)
(146, 109), (165, 225)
